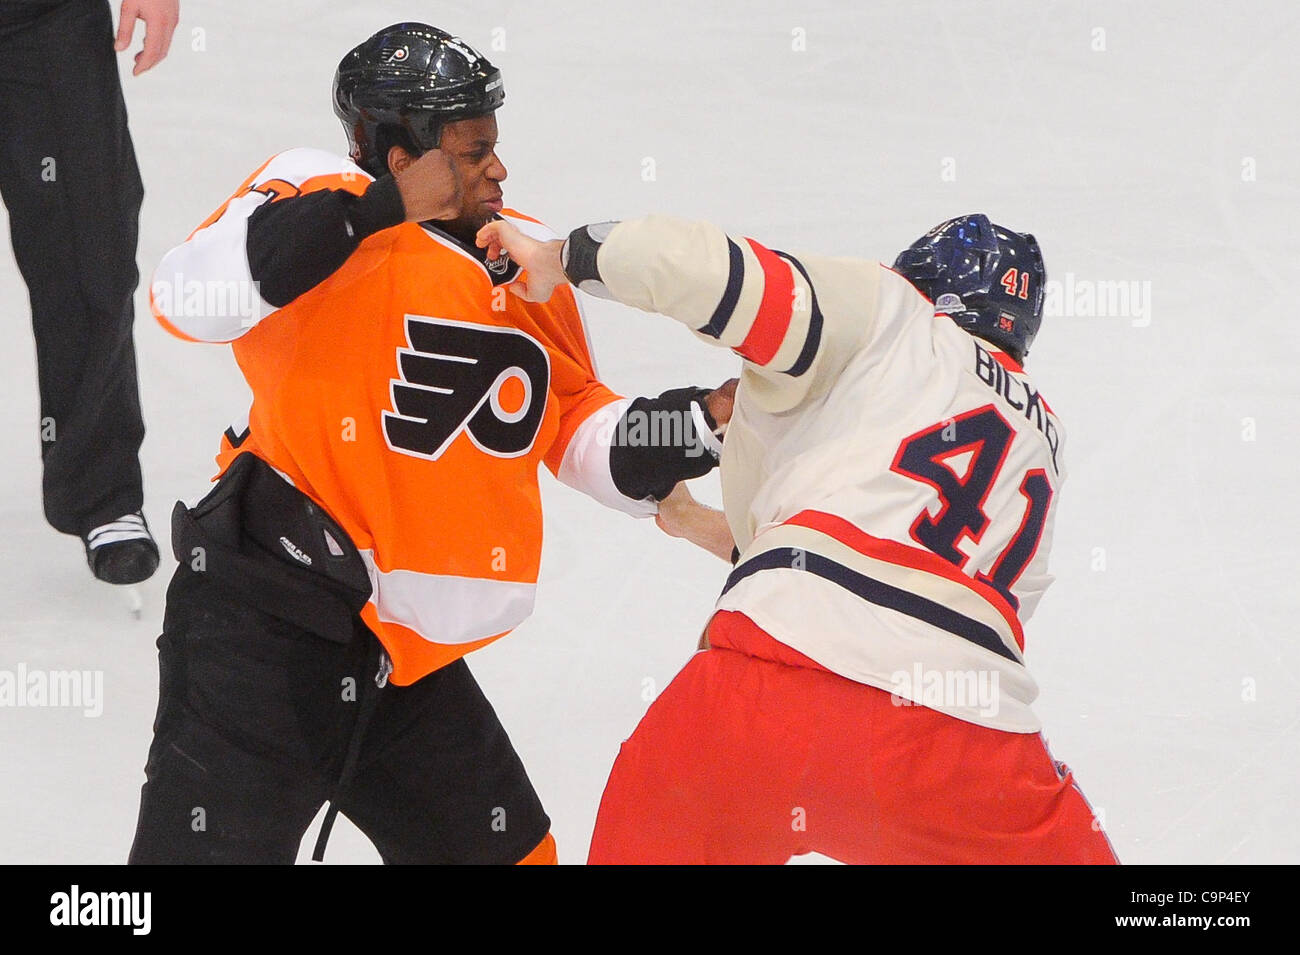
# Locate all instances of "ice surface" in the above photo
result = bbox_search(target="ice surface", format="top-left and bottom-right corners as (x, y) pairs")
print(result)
(1, 0), (1296, 864)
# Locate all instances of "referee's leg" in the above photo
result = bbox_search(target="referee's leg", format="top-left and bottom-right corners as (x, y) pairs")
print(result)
(0, 0), (146, 537)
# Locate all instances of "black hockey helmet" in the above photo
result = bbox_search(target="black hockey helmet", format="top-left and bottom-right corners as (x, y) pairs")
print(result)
(332, 23), (505, 178)
(893, 214), (1046, 362)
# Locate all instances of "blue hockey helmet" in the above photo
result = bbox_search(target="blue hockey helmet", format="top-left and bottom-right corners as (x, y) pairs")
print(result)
(892, 214), (1045, 362)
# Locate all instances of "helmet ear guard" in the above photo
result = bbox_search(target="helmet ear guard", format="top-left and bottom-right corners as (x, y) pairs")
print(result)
(892, 214), (1046, 363)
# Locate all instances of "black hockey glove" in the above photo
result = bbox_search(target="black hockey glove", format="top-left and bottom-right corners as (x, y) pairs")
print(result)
(610, 386), (724, 501)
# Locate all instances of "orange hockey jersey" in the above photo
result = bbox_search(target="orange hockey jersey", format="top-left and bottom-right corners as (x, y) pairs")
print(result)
(151, 148), (654, 684)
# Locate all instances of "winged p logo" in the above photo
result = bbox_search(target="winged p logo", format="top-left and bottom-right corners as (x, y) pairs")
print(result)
(383, 316), (551, 461)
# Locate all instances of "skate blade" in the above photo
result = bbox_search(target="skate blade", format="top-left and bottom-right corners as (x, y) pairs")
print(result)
(125, 586), (144, 619)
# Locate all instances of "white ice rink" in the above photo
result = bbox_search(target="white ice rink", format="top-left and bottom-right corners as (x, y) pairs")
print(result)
(2, 0), (1297, 864)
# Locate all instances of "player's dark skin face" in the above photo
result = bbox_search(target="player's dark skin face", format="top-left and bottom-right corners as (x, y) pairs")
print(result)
(388, 114), (507, 246)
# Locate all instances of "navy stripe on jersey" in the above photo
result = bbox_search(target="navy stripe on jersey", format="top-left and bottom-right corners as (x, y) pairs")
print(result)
(720, 547), (1020, 663)
(774, 251), (822, 377)
(699, 238), (745, 340)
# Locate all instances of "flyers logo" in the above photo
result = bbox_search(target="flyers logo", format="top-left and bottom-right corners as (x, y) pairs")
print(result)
(383, 316), (550, 461)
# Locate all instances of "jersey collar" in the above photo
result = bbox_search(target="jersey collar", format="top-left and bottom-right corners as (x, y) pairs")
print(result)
(417, 215), (521, 287)
(986, 345), (1025, 374)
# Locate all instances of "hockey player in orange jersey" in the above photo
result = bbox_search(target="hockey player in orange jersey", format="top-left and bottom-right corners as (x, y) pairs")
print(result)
(128, 23), (734, 865)
(479, 212), (1120, 865)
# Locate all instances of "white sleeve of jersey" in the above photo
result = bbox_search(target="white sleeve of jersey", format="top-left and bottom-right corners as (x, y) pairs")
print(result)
(594, 215), (880, 412)
(555, 397), (658, 518)
(150, 148), (372, 343)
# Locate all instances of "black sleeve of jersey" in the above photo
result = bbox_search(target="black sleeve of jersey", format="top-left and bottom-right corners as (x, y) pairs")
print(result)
(246, 175), (406, 308)
(610, 386), (721, 501)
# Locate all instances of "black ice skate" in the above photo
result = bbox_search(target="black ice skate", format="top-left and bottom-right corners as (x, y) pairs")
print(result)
(82, 512), (160, 585)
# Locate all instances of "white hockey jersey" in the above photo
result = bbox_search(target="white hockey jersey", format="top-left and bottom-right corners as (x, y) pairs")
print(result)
(594, 216), (1066, 732)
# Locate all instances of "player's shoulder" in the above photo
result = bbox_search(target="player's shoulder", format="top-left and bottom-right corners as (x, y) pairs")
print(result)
(835, 258), (936, 356)
(247, 147), (373, 196)
(790, 253), (895, 313)
(875, 261), (942, 320)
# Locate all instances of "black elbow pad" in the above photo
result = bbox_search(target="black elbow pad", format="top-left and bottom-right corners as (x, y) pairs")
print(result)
(561, 222), (620, 299)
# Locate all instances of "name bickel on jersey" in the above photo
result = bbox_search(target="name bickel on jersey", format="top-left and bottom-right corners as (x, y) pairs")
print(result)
(971, 341), (1061, 474)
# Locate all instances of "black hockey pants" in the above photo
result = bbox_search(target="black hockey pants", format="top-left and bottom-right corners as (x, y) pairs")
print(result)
(128, 453), (551, 864)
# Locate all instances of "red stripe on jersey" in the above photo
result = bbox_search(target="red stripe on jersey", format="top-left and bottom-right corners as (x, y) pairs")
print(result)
(783, 509), (1025, 651)
(991, 351), (1023, 374)
(990, 349), (1054, 414)
(735, 239), (795, 366)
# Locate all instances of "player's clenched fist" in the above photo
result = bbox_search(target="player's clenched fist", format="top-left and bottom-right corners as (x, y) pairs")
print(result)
(476, 219), (566, 301)
(704, 377), (738, 431)
(394, 147), (464, 223)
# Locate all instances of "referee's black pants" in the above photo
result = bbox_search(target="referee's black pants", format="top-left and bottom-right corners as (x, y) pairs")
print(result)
(0, 0), (146, 536)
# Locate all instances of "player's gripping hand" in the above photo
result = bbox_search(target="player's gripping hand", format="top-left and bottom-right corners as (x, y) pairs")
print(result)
(476, 220), (566, 302)
(395, 148), (464, 223)
(654, 483), (735, 562)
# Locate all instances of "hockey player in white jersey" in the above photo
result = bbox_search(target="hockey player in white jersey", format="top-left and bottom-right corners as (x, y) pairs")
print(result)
(478, 212), (1118, 864)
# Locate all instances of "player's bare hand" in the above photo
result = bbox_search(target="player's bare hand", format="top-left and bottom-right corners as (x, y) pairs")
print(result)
(654, 482), (698, 539)
(395, 148), (463, 223)
(654, 483), (735, 562)
(476, 220), (566, 302)
(115, 0), (179, 76)
(704, 378), (739, 430)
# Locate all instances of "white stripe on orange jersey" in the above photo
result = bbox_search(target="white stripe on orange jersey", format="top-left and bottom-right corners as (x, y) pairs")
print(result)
(359, 550), (537, 646)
